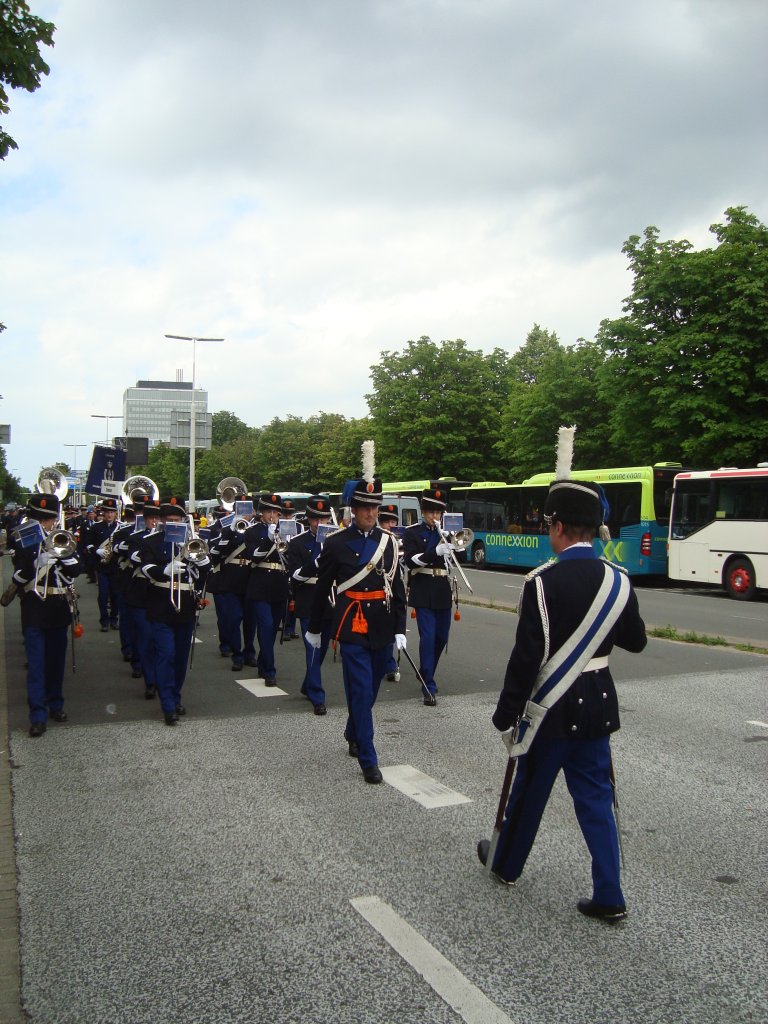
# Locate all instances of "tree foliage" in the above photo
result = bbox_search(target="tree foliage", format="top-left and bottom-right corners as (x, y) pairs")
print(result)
(596, 206), (768, 466)
(366, 337), (510, 480)
(0, 0), (55, 160)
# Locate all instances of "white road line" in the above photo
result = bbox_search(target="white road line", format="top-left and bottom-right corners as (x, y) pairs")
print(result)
(746, 720), (768, 729)
(351, 896), (515, 1024)
(235, 679), (287, 698)
(380, 765), (471, 808)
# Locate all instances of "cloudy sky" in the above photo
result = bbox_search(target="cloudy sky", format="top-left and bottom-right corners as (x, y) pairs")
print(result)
(2, 0), (766, 490)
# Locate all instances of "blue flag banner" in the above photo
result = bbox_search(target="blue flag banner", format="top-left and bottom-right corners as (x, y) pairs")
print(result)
(85, 445), (127, 496)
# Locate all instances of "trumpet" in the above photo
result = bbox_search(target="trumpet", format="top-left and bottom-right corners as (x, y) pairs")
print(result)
(180, 536), (210, 564)
(36, 528), (78, 598)
(437, 524), (474, 594)
(233, 516), (252, 534)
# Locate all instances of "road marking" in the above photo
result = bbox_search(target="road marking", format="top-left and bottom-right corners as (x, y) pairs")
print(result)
(235, 679), (287, 698)
(503, 584), (522, 590)
(746, 720), (768, 729)
(379, 765), (471, 808)
(351, 896), (515, 1024)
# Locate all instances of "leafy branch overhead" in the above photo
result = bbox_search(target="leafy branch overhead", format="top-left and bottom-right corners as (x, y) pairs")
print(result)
(0, 0), (55, 160)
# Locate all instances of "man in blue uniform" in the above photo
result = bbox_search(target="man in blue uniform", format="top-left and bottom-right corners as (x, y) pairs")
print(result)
(403, 485), (454, 706)
(478, 475), (647, 921)
(284, 495), (334, 715)
(139, 497), (210, 725)
(241, 494), (289, 685)
(116, 497), (162, 699)
(306, 472), (407, 784)
(11, 493), (81, 737)
(88, 497), (121, 631)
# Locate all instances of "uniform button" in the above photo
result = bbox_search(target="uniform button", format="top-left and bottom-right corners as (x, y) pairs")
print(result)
(571, 725), (577, 731)
(577, 698), (583, 704)
(602, 692), (608, 698)
(605, 721), (611, 727)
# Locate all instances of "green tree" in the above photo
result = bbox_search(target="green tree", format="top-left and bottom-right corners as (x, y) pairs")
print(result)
(146, 444), (189, 496)
(596, 206), (768, 466)
(497, 336), (612, 479)
(211, 410), (251, 447)
(366, 337), (511, 480)
(0, 0), (56, 160)
(0, 444), (23, 504)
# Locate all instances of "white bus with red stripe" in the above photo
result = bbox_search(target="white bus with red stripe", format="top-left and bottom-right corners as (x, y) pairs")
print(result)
(668, 467), (768, 600)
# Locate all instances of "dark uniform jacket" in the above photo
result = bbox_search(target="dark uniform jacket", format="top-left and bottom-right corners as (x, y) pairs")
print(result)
(241, 521), (289, 604)
(88, 519), (120, 576)
(111, 522), (138, 594)
(12, 543), (81, 630)
(284, 528), (330, 620)
(208, 524), (252, 598)
(138, 529), (209, 625)
(403, 521), (452, 610)
(308, 524), (406, 649)
(493, 546), (647, 740)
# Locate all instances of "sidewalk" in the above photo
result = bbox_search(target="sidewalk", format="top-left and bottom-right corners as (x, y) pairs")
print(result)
(0, 555), (24, 1023)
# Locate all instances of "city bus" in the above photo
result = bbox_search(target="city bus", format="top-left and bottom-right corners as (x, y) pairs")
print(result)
(667, 466), (768, 600)
(449, 464), (683, 575)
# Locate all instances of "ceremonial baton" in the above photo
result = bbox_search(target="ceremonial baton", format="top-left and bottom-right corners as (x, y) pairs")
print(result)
(397, 643), (432, 699)
(609, 750), (626, 870)
(486, 753), (517, 876)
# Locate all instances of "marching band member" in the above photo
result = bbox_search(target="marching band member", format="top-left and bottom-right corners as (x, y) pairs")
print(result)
(88, 497), (121, 631)
(11, 493), (81, 737)
(208, 504), (253, 671)
(139, 497), (210, 725)
(111, 503), (139, 668)
(284, 495), (334, 715)
(307, 444), (406, 784)
(117, 498), (162, 698)
(478, 428), (647, 920)
(280, 499), (299, 640)
(204, 505), (238, 660)
(378, 503), (402, 684)
(241, 494), (289, 685)
(403, 485), (454, 706)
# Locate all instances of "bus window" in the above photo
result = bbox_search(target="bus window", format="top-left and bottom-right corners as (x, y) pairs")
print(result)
(670, 479), (710, 538)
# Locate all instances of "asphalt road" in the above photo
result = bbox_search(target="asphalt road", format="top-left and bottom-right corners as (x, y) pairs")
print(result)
(3, 570), (767, 1023)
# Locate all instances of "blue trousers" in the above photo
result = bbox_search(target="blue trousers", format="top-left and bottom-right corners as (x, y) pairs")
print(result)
(340, 643), (388, 770)
(23, 625), (68, 724)
(213, 594), (232, 654)
(415, 607), (451, 695)
(116, 591), (133, 657)
(97, 570), (119, 626)
(299, 616), (330, 706)
(248, 599), (282, 678)
(151, 620), (194, 715)
(217, 592), (255, 661)
(120, 601), (141, 671)
(131, 606), (157, 686)
(493, 735), (624, 905)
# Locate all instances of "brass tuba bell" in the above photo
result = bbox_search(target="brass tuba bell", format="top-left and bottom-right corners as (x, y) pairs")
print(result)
(216, 477), (248, 511)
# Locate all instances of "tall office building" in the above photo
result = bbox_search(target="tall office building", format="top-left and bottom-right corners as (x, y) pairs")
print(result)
(123, 379), (211, 449)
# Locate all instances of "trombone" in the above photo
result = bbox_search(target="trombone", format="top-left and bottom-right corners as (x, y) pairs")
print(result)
(36, 528), (78, 598)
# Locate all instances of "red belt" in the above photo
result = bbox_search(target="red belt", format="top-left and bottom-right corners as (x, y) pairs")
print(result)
(343, 589), (386, 601)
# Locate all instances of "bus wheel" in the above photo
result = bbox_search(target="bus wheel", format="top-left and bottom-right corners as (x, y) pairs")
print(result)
(724, 558), (756, 601)
(471, 542), (486, 568)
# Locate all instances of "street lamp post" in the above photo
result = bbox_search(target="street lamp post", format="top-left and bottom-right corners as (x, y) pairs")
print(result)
(90, 414), (123, 444)
(164, 334), (224, 513)
(64, 443), (87, 507)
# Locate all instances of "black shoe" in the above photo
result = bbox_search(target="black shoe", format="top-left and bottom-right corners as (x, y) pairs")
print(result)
(164, 713), (178, 726)
(122, 652), (132, 663)
(477, 839), (515, 885)
(386, 672), (396, 681)
(110, 622), (119, 630)
(175, 704), (186, 716)
(49, 710), (68, 723)
(244, 658), (258, 667)
(313, 703), (327, 716)
(220, 649), (233, 658)
(423, 693), (437, 706)
(264, 676), (277, 687)
(577, 899), (627, 923)
(362, 765), (383, 784)
(131, 669), (143, 679)
(144, 686), (157, 700)
(348, 741), (359, 758)
(29, 722), (46, 738)
(300, 683), (308, 696)
(100, 625), (109, 633)
(231, 659), (244, 672)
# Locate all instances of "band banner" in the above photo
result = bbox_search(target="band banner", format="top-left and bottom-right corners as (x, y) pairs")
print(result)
(85, 445), (127, 496)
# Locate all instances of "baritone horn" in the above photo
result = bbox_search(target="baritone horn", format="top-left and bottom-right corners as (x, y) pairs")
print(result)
(216, 477), (248, 511)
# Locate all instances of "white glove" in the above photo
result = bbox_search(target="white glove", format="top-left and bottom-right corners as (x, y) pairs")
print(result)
(163, 559), (182, 577)
(96, 547), (108, 560)
(435, 543), (452, 557)
(267, 523), (277, 539)
(37, 550), (56, 568)
(395, 633), (407, 651)
(305, 631), (322, 649)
